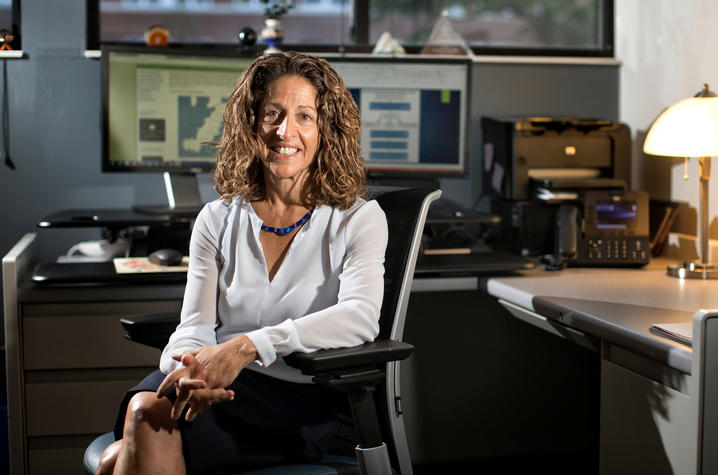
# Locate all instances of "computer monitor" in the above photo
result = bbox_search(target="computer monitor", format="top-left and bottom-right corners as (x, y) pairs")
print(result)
(326, 56), (471, 184)
(101, 45), (253, 213)
(103, 48), (470, 212)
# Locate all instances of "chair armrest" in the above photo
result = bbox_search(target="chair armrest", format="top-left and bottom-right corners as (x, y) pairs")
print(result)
(283, 340), (413, 375)
(120, 312), (179, 350)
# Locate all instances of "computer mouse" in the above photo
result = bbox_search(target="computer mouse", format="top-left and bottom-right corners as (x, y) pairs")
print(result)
(148, 248), (183, 266)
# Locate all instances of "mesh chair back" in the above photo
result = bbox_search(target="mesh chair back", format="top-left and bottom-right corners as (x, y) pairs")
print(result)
(327, 186), (439, 468)
(365, 186), (439, 340)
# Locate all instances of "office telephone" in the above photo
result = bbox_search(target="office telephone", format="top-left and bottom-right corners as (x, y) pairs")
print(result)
(550, 190), (650, 269)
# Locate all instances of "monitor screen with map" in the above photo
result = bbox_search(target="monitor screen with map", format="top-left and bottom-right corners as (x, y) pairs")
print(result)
(101, 46), (253, 212)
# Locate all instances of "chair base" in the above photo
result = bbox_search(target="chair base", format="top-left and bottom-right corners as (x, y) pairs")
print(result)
(356, 443), (392, 475)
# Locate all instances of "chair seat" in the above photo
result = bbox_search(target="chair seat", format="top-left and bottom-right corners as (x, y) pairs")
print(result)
(83, 432), (115, 474)
(240, 455), (362, 474)
(83, 432), (368, 474)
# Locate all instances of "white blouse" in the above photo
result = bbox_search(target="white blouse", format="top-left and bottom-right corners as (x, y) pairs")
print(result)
(159, 195), (388, 383)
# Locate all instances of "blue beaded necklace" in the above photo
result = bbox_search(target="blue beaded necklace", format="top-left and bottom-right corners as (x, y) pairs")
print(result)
(260, 210), (313, 235)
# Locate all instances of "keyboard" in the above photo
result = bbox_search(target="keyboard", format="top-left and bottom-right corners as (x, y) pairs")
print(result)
(415, 249), (534, 275)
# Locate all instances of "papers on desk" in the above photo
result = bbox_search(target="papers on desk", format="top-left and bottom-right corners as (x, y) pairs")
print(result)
(113, 257), (189, 274)
(649, 322), (693, 346)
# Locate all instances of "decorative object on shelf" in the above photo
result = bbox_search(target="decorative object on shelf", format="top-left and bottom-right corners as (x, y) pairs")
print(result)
(0, 29), (14, 51)
(422, 9), (472, 56)
(144, 24), (170, 47)
(372, 32), (405, 55)
(259, 0), (293, 53)
(643, 83), (718, 279)
(237, 26), (257, 49)
(260, 19), (284, 53)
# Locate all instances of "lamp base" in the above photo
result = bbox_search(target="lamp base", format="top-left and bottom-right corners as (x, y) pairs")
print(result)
(667, 261), (718, 279)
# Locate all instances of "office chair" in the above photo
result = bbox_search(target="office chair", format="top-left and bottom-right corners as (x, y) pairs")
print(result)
(83, 186), (441, 475)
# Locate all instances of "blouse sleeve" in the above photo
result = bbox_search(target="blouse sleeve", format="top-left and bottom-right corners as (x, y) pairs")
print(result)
(159, 204), (221, 374)
(245, 200), (389, 366)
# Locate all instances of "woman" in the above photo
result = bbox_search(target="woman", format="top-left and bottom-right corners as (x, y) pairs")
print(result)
(97, 52), (388, 474)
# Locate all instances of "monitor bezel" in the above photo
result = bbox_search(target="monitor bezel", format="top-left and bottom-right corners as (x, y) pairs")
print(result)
(321, 54), (472, 179)
(101, 44), (253, 174)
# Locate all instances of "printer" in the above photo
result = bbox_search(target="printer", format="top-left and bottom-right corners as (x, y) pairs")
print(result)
(481, 117), (648, 268)
(481, 116), (631, 201)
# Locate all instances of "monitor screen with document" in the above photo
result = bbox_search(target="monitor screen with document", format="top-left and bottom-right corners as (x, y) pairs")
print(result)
(326, 56), (471, 178)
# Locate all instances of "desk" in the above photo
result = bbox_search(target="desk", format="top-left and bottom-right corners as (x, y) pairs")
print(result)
(485, 261), (718, 474)
(3, 234), (490, 475)
(3, 234), (185, 475)
(7, 230), (713, 474)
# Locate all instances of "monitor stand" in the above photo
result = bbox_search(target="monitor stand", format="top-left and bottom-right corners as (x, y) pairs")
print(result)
(366, 174), (440, 189)
(133, 172), (204, 216)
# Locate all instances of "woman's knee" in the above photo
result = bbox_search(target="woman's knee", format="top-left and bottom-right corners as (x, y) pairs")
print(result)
(96, 440), (122, 475)
(124, 392), (174, 432)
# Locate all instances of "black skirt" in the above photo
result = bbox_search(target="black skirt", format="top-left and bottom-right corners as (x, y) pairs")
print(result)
(114, 369), (337, 474)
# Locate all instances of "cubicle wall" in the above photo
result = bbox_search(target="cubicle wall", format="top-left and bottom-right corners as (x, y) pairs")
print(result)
(401, 290), (601, 469)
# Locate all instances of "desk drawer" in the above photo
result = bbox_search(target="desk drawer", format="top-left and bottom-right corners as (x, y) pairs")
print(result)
(22, 301), (180, 369)
(29, 447), (86, 475)
(25, 378), (148, 436)
(498, 299), (600, 353)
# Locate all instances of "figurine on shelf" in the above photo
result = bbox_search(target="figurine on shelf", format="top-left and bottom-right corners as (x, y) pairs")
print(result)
(144, 24), (170, 47)
(0, 29), (14, 51)
(259, 0), (293, 53)
(237, 26), (257, 52)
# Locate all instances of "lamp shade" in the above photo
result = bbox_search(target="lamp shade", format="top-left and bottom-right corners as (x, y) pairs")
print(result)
(643, 91), (718, 158)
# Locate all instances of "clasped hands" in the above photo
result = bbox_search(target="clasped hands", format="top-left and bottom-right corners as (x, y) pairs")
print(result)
(156, 335), (258, 422)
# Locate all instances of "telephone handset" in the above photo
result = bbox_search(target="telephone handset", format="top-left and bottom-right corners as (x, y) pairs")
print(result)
(544, 205), (579, 270)
(547, 190), (649, 269)
(555, 205), (578, 260)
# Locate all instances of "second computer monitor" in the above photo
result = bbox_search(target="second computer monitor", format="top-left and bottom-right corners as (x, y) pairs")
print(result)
(327, 56), (471, 178)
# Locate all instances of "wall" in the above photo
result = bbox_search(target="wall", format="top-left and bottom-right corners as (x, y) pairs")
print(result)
(617, 0), (718, 257)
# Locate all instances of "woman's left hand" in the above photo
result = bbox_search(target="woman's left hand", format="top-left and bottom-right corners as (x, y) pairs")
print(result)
(157, 335), (258, 420)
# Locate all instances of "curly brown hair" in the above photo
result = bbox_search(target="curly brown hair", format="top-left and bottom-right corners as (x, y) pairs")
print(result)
(213, 52), (365, 209)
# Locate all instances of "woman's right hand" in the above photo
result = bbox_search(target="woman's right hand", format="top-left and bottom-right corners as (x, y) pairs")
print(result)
(175, 379), (235, 422)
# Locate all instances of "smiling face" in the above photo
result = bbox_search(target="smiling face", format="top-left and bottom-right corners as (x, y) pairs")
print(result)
(256, 74), (320, 190)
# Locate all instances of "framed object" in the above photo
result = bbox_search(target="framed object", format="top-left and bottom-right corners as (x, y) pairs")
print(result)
(649, 199), (680, 257)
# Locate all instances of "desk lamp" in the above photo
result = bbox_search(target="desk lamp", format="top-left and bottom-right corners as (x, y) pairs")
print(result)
(643, 84), (718, 278)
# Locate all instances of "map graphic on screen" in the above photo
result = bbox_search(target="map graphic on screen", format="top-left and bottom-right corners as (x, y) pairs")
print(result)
(177, 95), (225, 159)
(105, 48), (251, 172)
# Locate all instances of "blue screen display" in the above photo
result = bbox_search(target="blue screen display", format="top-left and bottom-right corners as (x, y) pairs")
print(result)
(596, 200), (637, 230)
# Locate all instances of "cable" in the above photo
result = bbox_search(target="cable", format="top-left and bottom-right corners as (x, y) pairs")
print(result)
(3, 58), (14, 170)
